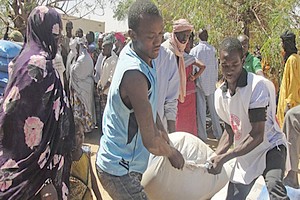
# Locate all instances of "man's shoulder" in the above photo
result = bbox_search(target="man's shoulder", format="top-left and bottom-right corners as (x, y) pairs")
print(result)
(245, 53), (261, 66)
(287, 53), (300, 63)
(246, 53), (259, 61)
(192, 42), (215, 52)
(155, 46), (176, 67)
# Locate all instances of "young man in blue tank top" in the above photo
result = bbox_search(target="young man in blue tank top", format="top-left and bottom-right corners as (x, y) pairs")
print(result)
(96, 1), (185, 199)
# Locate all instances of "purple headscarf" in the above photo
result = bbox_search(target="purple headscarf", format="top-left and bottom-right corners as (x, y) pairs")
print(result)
(0, 6), (74, 200)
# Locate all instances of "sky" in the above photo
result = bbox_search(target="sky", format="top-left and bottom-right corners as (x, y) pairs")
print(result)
(71, 1), (128, 33)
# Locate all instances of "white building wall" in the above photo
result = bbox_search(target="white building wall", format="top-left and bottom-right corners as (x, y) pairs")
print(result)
(61, 14), (105, 35)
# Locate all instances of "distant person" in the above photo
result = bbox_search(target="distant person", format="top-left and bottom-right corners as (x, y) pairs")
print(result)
(209, 37), (289, 200)
(66, 37), (78, 82)
(97, 33), (104, 52)
(276, 30), (300, 127)
(96, 1), (184, 199)
(92, 32), (104, 65)
(75, 28), (84, 39)
(86, 31), (95, 52)
(61, 20), (74, 66)
(0, 6), (74, 199)
(237, 34), (264, 76)
(69, 40), (96, 133)
(86, 31), (98, 64)
(97, 33), (118, 129)
(114, 32), (126, 56)
(160, 18), (193, 133)
(69, 117), (102, 200)
(94, 33), (105, 83)
(190, 29), (222, 141)
(94, 33), (105, 129)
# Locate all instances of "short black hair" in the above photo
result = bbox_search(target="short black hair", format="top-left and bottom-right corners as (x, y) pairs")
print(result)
(86, 31), (95, 44)
(219, 37), (243, 58)
(280, 30), (298, 63)
(199, 29), (208, 41)
(128, 0), (161, 31)
(66, 20), (73, 28)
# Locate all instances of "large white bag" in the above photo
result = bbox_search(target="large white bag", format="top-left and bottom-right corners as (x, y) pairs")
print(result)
(141, 132), (233, 200)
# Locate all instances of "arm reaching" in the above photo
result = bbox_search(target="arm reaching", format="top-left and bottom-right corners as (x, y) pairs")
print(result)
(120, 70), (184, 169)
(208, 121), (265, 174)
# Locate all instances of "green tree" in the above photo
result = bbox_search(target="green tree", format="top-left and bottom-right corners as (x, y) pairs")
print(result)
(113, 0), (300, 76)
(0, 0), (108, 36)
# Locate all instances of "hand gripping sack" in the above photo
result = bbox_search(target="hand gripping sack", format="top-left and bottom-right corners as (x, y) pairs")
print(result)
(141, 132), (233, 200)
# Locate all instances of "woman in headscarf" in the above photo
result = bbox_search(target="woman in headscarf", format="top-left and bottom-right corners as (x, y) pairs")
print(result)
(0, 6), (74, 200)
(69, 40), (96, 133)
(276, 30), (300, 127)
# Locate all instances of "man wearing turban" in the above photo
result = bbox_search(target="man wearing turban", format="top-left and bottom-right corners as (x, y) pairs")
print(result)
(157, 19), (193, 133)
(276, 30), (300, 127)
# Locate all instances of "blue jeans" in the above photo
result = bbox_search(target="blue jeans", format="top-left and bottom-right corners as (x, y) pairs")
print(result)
(96, 166), (148, 200)
(226, 145), (289, 200)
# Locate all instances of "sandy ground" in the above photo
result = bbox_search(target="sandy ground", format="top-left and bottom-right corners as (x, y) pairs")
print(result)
(83, 128), (111, 200)
(84, 128), (224, 200)
(84, 128), (300, 200)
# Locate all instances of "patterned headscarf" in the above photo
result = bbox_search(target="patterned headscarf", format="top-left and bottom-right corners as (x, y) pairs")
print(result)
(170, 19), (193, 102)
(26, 6), (62, 60)
(0, 6), (74, 200)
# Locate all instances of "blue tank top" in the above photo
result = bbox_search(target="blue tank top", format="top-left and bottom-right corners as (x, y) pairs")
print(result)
(96, 42), (157, 176)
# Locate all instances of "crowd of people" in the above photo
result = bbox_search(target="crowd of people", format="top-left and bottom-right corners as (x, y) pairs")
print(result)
(0, 0), (299, 199)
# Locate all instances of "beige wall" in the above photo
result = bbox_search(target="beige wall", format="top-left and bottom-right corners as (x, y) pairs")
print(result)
(61, 14), (105, 35)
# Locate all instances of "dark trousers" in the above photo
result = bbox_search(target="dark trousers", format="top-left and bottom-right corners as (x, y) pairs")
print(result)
(226, 145), (289, 200)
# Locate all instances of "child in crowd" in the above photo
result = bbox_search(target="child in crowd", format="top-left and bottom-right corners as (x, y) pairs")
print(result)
(69, 117), (102, 200)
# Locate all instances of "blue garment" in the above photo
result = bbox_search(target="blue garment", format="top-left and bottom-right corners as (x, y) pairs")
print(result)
(0, 40), (22, 95)
(96, 42), (157, 176)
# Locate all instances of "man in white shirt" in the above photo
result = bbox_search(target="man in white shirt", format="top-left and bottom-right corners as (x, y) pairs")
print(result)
(208, 37), (289, 200)
(97, 33), (118, 126)
(190, 29), (222, 141)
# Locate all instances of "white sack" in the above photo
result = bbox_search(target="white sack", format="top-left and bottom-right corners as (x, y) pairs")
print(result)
(141, 132), (233, 200)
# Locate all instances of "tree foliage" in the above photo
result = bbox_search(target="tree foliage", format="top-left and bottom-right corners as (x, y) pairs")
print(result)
(113, 0), (300, 74)
(0, 0), (107, 35)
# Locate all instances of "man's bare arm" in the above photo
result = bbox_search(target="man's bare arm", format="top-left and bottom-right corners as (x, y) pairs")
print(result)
(214, 123), (234, 155)
(224, 121), (265, 160)
(208, 121), (265, 174)
(156, 113), (170, 143)
(120, 70), (184, 169)
(215, 121), (265, 159)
